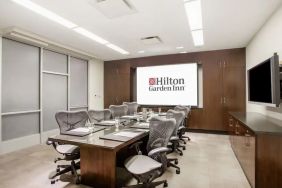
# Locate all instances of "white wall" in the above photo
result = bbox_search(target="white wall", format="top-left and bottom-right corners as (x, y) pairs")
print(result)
(246, 5), (282, 120)
(88, 59), (104, 110)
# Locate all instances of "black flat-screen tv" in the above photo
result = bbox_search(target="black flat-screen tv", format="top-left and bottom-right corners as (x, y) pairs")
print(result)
(248, 53), (281, 107)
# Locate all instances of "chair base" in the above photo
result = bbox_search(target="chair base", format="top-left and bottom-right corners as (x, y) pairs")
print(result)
(168, 158), (180, 174)
(123, 180), (168, 188)
(49, 160), (80, 184)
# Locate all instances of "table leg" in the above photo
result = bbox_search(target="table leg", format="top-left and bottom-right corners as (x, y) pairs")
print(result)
(80, 145), (116, 188)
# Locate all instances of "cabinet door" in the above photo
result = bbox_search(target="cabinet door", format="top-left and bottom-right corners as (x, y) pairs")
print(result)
(223, 60), (246, 130)
(203, 61), (224, 130)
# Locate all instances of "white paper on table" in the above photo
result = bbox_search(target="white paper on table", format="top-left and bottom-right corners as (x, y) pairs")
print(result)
(122, 115), (136, 118)
(101, 120), (116, 124)
(69, 127), (90, 133)
(138, 123), (149, 126)
(114, 131), (141, 138)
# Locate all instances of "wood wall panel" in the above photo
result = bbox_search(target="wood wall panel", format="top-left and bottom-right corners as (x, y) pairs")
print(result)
(104, 48), (246, 131)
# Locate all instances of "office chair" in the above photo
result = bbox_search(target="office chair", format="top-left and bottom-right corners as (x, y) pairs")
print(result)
(174, 105), (191, 143)
(109, 104), (128, 118)
(123, 102), (139, 115)
(165, 109), (185, 174)
(88, 109), (111, 123)
(47, 111), (89, 184)
(124, 116), (176, 188)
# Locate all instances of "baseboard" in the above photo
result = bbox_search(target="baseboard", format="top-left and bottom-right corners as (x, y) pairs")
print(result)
(41, 129), (60, 144)
(0, 133), (40, 155)
(186, 128), (228, 135)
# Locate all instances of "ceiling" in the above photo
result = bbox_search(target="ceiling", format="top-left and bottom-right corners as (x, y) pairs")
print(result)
(0, 0), (281, 61)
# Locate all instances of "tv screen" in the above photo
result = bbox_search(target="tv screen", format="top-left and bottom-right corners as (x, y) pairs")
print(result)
(248, 53), (281, 107)
(136, 63), (198, 106)
(249, 59), (272, 103)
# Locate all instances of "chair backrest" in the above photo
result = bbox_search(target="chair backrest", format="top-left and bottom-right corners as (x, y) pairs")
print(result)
(147, 116), (176, 172)
(166, 109), (185, 136)
(174, 105), (191, 118)
(122, 102), (139, 115)
(109, 105), (128, 118)
(88, 109), (111, 123)
(55, 111), (89, 133)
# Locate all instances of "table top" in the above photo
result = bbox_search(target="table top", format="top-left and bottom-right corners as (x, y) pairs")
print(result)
(48, 122), (149, 151)
(229, 112), (282, 135)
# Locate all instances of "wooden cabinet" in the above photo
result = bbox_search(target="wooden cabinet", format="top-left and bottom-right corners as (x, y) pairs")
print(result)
(229, 112), (282, 188)
(229, 116), (255, 187)
(104, 48), (246, 132)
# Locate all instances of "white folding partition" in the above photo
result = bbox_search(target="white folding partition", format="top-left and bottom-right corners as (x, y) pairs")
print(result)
(0, 39), (89, 154)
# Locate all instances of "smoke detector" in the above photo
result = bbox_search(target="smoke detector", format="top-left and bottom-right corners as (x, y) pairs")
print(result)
(141, 36), (162, 45)
(93, 0), (137, 18)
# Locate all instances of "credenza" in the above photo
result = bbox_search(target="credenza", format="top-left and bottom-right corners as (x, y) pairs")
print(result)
(229, 112), (282, 188)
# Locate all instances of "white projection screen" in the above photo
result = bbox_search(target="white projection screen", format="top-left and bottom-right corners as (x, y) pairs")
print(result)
(137, 63), (198, 106)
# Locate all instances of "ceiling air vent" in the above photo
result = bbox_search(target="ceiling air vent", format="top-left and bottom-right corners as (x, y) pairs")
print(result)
(93, 0), (137, 18)
(141, 36), (162, 45)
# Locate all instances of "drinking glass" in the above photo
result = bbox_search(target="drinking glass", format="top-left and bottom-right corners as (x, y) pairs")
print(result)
(115, 117), (120, 128)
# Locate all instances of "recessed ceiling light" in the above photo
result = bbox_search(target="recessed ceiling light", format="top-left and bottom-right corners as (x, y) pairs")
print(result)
(106, 43), (129, 55)
(10, 0), (130, 55)
(184, 0), (203, 30)
(138, 50), (145, 53)
(184, 0), (204, 46)
(179, 51), (188, 54)
(176, 46), (184, 49)
(191, 30), (204, 46)
(11, 0), (77, 29)
(73, 27), (108, 45)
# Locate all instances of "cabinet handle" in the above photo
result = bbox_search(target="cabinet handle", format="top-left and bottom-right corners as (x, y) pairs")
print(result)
(245, 134), (251, 147)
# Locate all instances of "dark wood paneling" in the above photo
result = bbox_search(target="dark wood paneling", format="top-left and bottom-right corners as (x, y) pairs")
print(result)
(230, 113), (282, 188)
(256, 134), (282, 188)
(104, 48), (246, 131)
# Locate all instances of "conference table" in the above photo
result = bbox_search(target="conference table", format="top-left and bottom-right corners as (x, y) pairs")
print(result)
(48, 116), (156, 188)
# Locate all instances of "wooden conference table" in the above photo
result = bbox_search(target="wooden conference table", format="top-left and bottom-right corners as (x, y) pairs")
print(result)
(48, 118), (152, 188)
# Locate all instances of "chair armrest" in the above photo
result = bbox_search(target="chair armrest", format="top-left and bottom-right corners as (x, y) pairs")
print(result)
(170, 136), (180, 141)
(178, 126), (186, 131)
(148, 147), (171, 157)
(129, 141), (143, 155)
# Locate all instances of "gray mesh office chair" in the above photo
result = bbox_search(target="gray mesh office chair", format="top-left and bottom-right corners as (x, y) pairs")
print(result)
(47, 111), (89, 184)
(123, 102), (139, 115)
(109, 104), (128, 118)
(166, 109), (185, 174)
(124, 117), (176, 188)
(88, 109), (111, 123)
(174, 105), (191, 143)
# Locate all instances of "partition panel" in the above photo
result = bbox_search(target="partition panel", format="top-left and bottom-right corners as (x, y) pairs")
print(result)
(2, 113), (40, 141)
(2, 39), (40, 113)
(70, 57), (88, 108)
(43, 50), (68, 73)
(43, 74), (67, 131)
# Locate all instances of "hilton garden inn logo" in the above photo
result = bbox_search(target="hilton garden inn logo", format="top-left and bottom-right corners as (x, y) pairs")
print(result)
(149, 77), (185, 91)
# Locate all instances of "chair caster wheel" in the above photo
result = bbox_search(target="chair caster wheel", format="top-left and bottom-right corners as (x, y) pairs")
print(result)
(188, 138), (191, 141)
(75, 176), (81, 184)
(56, 168), (60, 173)
(164, 181), (168, 187)
(183, 147), (186, 150)
(184, 141), (186, 144)
(176, 169), (180, 174)
(180, 153), (183, 156)
(175, 160), (178, 165)
(51, 179), (57, 184)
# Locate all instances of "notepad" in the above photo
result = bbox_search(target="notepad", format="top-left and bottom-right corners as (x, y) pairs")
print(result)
(113, 131), (140, 138)
(69, 127), (90, 133)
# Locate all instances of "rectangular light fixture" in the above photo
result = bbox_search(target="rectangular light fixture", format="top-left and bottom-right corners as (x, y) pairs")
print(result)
(184, 0), (204, 46)
(184, 0), (203, 30)
(106, 43), (129, 55)
(11, 0), (77, 29)
(10, 0), (130, 55)
(191, 30), (204, 46)
(73, 27), (109, 45)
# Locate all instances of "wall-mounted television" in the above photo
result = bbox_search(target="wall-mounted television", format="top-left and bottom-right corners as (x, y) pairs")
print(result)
(248, 53), (281, 107)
